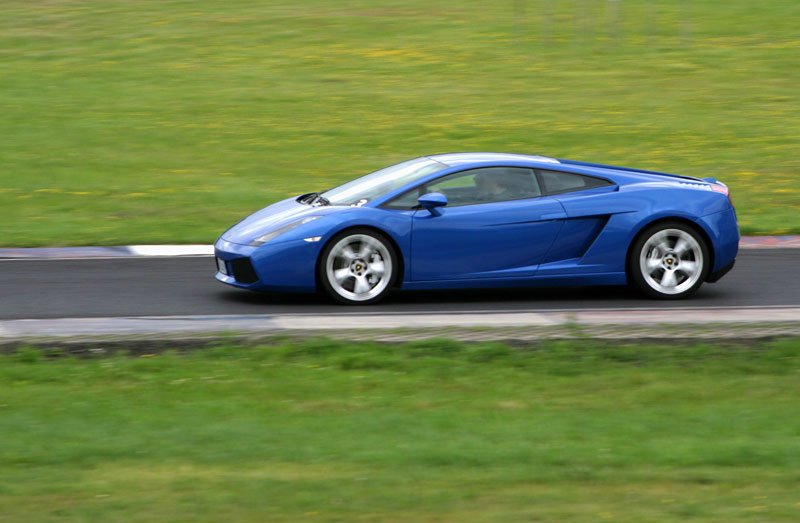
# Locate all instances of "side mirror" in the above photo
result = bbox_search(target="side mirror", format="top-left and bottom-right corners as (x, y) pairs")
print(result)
(418, 192), (448, 215)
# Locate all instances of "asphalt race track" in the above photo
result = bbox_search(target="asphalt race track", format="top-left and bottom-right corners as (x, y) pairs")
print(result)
(1, 249), (798, 321)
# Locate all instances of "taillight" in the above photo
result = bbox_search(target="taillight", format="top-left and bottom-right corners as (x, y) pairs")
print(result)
(710, 183), (733, 207)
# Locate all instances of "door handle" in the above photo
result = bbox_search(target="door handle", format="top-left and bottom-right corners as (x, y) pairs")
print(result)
(541, 212), (567, 220)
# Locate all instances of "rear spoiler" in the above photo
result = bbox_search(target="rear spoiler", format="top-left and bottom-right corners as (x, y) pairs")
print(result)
(557, 158), (703, 182)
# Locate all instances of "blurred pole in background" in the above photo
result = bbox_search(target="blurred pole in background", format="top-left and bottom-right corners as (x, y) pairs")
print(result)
(584, 0), (591, 48)
(647, 1), (657, 50)
(579, 0), (594, 48)
(607, 0), (620, 46)
(680, 0), (693, 45)
(513, 0), (525, 40)
(573, 0), (582, 49)
(539, 0), (551, 45)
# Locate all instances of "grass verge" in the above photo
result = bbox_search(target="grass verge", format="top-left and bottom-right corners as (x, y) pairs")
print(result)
(2, 338), (800, 521)
(1, 0), (799, 245)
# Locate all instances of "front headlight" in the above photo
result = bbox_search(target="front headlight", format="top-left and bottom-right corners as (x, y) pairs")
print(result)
(249, 216), (320, 247)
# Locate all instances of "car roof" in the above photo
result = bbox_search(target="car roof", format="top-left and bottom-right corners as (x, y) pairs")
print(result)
(427, 152), (561, 167)
(425, 152), (704, 185)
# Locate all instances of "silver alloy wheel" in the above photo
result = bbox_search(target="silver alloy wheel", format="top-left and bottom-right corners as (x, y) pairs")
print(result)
(325, 233), (393, 302)
(639, 228), (704, 296)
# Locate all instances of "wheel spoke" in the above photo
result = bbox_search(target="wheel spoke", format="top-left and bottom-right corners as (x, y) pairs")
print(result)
(367, 260), (385, 278)
(679, 261), (698, 276)
(333, 268), (351, 284)
(356, 239), (376, 259)
(658, 240), (673, 255)
(645, 254), (661, 273)
(339, 245), (357, 261)
(674, 237), (690, 256)
(660, 270), (677, 288)
(353, 275), (371, 294)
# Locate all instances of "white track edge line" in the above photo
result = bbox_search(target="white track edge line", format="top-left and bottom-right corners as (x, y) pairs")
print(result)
(0, 238), (799, 260)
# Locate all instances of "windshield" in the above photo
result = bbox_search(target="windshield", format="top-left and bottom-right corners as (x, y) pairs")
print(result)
(321, 157), (445, 206)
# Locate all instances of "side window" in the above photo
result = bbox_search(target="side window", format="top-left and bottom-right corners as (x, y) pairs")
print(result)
(427, 167), (541, 207)
(383, 167), (542, 209)
(537, 169), (612, 195)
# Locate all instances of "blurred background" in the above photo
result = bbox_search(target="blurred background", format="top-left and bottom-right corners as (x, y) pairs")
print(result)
(1, 0), (798, 246)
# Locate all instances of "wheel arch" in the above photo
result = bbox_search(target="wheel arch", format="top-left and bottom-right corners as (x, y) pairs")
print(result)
(625, 216), (715, 284)
(315, 225), (407, 291)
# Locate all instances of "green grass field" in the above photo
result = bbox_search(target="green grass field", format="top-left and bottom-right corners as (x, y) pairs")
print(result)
(2, 339), (800, 521)
(2, 0), (799, 246)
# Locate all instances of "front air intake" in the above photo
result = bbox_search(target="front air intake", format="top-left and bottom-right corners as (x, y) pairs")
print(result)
(230, 257), (258, 284)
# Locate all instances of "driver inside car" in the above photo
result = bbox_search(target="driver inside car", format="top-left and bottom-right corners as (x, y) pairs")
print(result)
(475, 171), (516, 202)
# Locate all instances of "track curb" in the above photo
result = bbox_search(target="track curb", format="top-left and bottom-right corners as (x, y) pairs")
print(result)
(0, 245), (213, 259)
(2, 308), (799, 348)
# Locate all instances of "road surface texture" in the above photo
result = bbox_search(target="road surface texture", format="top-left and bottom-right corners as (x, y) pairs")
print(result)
(1, 249), (798, 320)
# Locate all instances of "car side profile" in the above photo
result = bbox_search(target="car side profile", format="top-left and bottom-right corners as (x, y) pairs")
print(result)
(215, 153), (739, 304)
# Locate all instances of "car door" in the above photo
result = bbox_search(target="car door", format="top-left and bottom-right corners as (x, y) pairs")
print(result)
(408, 167), (567, 281)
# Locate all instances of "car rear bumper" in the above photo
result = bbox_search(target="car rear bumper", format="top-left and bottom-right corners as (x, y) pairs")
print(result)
(707, 259), (735, 283)
(696, 207), (739, 280)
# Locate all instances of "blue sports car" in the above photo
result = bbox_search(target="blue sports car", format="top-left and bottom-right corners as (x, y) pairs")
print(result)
(215, 153), (738, 304)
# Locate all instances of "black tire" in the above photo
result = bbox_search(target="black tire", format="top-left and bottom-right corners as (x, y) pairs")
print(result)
(317, 228), (398, 305)
(629, 221), (710, 299)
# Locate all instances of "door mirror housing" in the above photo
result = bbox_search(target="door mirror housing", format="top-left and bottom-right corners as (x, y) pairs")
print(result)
(418, 192), (448, 214)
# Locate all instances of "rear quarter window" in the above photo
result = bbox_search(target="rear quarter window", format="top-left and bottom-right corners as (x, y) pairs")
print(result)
(537, 169), (612, 195)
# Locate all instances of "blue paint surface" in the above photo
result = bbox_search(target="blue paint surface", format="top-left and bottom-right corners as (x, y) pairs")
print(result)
(214, 153), (740, 295)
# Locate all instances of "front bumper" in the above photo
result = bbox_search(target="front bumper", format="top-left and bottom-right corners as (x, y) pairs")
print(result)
(214, 238), (319, 293)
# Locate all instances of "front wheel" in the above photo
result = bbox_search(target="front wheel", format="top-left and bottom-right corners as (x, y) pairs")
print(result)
(318, 229), (397, 304)
(629, 222), (710, 299)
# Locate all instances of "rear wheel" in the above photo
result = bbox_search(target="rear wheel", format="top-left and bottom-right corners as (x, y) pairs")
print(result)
(629, 222), (710, 299)
(318, 229), (397, 305)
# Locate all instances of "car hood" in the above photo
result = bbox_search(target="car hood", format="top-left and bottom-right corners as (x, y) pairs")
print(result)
(221, 196), (343, 245)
